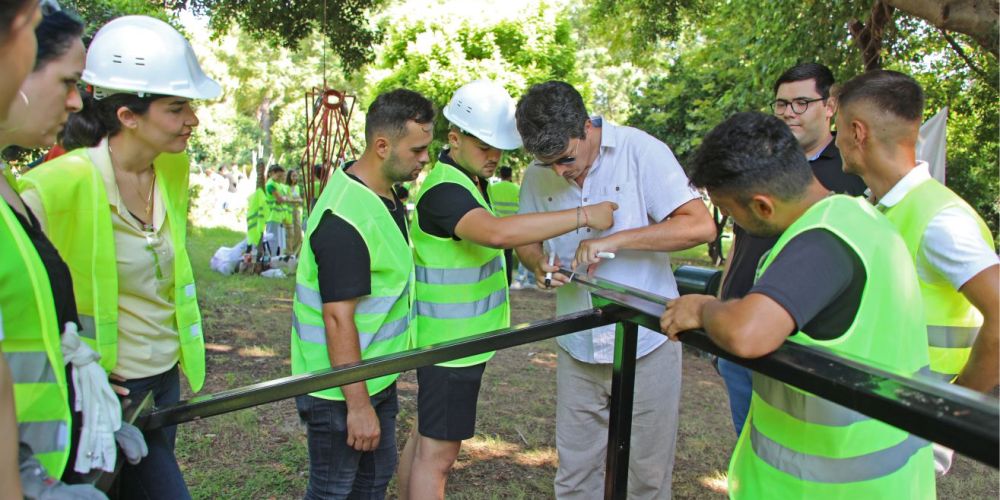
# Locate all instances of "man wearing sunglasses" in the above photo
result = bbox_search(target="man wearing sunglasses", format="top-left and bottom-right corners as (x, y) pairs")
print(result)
(514, 81), (716, 499)
(714, 63), (870, 438)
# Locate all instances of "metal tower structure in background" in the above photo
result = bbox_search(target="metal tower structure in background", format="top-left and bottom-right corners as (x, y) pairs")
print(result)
(300, 87), (359, 211)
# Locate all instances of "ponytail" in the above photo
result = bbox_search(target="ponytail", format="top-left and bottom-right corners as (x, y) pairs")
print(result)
(61, 89), (161, 151)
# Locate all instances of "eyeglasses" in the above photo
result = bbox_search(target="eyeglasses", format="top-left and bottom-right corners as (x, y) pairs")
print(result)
(540, 156), (576, 168)
(770, 97), (826, 115)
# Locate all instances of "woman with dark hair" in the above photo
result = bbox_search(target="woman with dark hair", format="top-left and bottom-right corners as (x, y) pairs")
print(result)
(19, 15), (220, 499)
(0, 1), (45, 495)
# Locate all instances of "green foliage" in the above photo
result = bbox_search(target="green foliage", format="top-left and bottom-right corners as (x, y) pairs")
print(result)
(624, 0), (998, 236)
(368, 1), (584, 169)
(184, 0), (384, 71)
(60, 0), (173, 37)
(588, 0), (702, 60)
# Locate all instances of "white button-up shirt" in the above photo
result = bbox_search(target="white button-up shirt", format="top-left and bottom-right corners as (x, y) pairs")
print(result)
(519, 118), (701, 363)
(877, 162), (998, 289)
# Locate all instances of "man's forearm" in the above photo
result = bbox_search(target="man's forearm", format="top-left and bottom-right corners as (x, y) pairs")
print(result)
(954, 316), (999, 392)
(515, 242), (545, 269)
(605, 212), (715, 253)
(324, 313), (370, 408)
(0, 356), (22, 499)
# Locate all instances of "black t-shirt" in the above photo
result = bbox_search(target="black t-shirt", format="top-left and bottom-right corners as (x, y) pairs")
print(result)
(810, 138), (867, 197)
(416, 150), (490, 240)
(720, 140), (868, 300)
(309, 170), (408, 303)
(748, 229), (866, 341)
(8, 202), (79, 330)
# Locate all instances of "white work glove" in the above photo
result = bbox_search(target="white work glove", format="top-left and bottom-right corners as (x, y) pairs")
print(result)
(19, 445), (108, 500)
(114, 422), (148, 465)
(60, 322), (122, 473)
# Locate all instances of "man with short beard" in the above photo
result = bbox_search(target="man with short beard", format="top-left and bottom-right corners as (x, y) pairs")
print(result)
(290, 89), (434, 499)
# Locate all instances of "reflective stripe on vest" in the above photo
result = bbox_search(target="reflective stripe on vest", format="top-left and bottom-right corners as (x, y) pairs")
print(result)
(749, 423), (929, 484)
(18, 420), (68, 454)
(6, 351), (56, 384)
(753, 374), (869, 427)
(415, 255), (504, 285)
(77, 314), (96, 340)
(292, 310), (410, 351)
(927, 325), (978, 348)
(415, 288), (507, 319)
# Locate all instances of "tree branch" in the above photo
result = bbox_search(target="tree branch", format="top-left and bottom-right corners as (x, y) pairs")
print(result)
(884, 0), (999, 58)
(939, 28), (999, 90)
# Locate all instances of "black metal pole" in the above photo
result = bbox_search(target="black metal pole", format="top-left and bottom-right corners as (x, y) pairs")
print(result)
(604, 321), (638, 500)
(141, 307), (622, 430)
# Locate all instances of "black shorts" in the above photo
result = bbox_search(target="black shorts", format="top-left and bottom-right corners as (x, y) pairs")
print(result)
(416, 363), (487, 441)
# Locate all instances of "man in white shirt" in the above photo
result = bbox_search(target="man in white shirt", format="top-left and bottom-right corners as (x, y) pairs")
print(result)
(514, 81), (716, 499)
(835, 69), (999, 474)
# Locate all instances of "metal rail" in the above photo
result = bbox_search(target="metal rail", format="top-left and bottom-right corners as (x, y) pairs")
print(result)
(569, 270), (999, 468)
(111, 268), (997, 499)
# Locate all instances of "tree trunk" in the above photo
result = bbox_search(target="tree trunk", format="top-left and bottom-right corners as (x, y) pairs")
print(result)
(849, 0), (896, 71)
(885, 0), (999, 58)
(257, 96), (274, 163)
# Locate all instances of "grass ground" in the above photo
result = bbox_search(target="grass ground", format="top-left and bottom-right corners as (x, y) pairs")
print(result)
(175, 226), (997, 499)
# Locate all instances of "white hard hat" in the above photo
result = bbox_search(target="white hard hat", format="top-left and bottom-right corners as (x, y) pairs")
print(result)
(82, 16), (221, 101)
(443, 80), (522, 150)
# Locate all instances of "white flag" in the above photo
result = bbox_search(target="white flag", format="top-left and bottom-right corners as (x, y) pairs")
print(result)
(917, 107), (948, 184)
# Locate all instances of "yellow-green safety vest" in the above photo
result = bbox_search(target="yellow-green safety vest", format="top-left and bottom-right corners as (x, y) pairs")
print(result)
(278, 183), (293, 224)
(411, 160), (509, 367)
(486, 180), (519, 217)
(729, 195), (934, 499)
(884, 178), (995, 382)
(20, 148), (207, 392)
(0, 186), (72, 478)
(290, 167), (415, 400)
(246, 188), (268, 246)
(265, 179), (285, 224)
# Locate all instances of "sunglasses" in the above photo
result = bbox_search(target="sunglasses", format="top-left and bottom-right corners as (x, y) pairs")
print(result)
(541, 156), (576, 167)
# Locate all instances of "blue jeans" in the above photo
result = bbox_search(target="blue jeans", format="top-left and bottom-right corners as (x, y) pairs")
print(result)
(296, 384), (398, 500)
(718, 358), (753, 436)
(118, 364), (191, 499)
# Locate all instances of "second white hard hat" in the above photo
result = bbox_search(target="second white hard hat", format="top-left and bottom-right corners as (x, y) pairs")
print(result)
(443, 80), (522, 150)
(82, 16), (221, 101)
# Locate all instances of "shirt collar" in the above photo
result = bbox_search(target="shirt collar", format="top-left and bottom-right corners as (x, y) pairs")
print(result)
(90, 137), (166, 227)
(877, 161), (931, 208)
(808, 133), (837, 162)
(593, 116), (614, 150)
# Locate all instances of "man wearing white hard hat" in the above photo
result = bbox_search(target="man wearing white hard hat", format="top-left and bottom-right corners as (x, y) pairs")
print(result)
(396, 80), (618, 499)
(20, 15), (220, 499)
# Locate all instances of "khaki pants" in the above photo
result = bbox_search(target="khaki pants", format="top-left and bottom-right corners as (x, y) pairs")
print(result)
(286, 210), (302, 256)
(554, 341), (681, 500)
